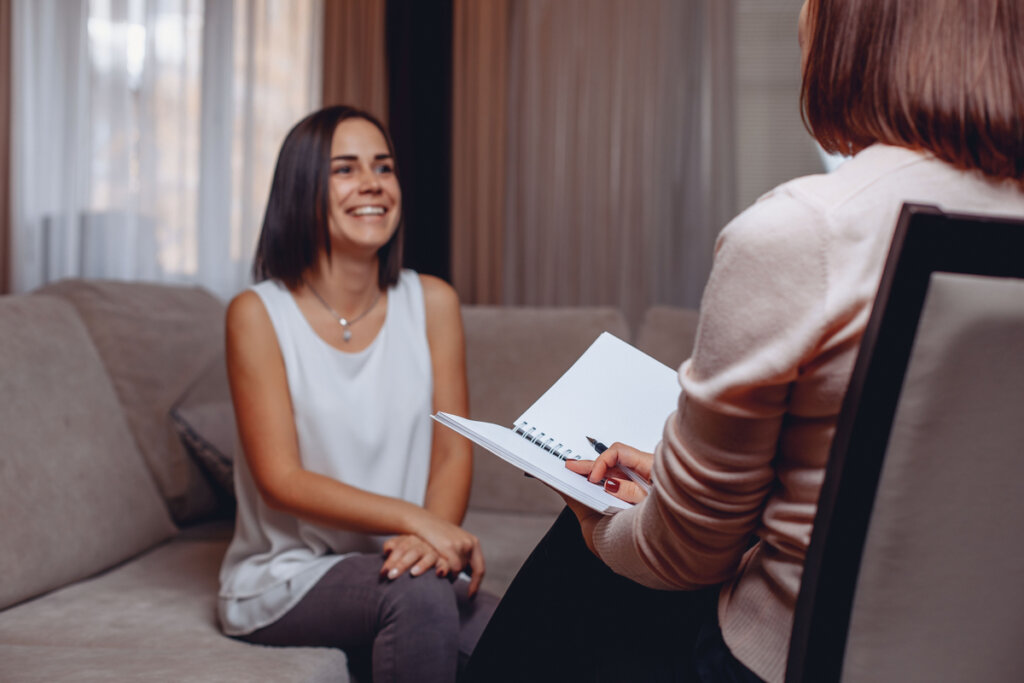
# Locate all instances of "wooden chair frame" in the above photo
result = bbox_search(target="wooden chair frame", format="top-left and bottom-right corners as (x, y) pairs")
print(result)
(785, 202), (1024, 682)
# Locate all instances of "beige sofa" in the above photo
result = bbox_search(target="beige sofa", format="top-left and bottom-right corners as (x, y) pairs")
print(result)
(0, 279), (699, 682)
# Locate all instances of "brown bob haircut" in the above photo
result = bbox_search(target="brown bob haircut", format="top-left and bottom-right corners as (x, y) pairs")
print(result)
(252, 105), (403, 290)
(801, 0), (1024, 186)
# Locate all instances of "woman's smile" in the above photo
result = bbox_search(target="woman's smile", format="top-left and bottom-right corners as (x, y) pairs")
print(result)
(327, 117), (402, 252)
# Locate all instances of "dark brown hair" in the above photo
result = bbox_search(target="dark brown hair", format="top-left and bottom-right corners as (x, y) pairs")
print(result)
(252, 105), (404, 290)
(801, 0), (1024, 185)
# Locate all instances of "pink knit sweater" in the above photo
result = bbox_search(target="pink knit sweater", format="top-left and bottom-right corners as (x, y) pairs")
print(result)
(592, 144), (1024, 682)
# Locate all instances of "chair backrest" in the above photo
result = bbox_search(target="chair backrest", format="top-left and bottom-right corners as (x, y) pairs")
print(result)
(786, 203), (1024, 682)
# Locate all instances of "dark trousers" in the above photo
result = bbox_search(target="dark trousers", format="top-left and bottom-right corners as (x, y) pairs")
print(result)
(465, 508), (763, 683)
(238, 554), (498, 683)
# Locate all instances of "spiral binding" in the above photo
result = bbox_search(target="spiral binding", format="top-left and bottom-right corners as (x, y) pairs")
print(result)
(512, 420), (577, 461)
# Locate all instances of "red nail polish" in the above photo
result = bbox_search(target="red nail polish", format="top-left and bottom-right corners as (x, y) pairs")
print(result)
(605, 478), (619, 492)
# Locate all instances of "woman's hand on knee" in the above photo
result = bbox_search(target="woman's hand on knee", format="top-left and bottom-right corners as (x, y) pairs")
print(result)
(409, 514), (486, 596)
(380, 535), (441, 581)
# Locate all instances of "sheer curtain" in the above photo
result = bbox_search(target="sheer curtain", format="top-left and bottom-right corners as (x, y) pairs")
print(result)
(452, 0), (735, 320)
(0, 0), (11, 293)
(10, 0), (322, 300)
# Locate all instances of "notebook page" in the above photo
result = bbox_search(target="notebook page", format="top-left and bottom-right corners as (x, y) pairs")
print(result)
(513, 332), (680, 463)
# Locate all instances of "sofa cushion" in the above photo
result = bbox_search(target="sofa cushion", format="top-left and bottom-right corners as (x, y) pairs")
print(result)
(0, 295), (177, 611)
(36, 279), (227, 523)
(0, 537), (349, 682)
(461, 306), (630, 513)
(633, 305), (701, 370)
(0, 645), (348, 683)
(170, 351), (236, 498)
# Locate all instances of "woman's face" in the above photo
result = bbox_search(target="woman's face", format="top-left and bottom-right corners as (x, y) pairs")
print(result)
(326, 117), (402, 256)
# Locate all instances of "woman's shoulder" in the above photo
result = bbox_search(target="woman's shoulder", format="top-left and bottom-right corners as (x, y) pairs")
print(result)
(224, 288), (284, 369)
(717, 145), (919, 251)
(406, 272), (463, 348)
(227, 288), (263, 321)
(228, 280), (286, 320)
(226, 288), (274, 338)
(409, 271), (460, 317)
(719, 182), (829, 258)
(750, 144), (940, 223)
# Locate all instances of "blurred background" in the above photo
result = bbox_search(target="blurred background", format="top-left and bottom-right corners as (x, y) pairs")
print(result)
(0, 0), (825, 321)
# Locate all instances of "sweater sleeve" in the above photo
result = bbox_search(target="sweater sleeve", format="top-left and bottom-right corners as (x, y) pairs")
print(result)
(592, 189), (829, 589)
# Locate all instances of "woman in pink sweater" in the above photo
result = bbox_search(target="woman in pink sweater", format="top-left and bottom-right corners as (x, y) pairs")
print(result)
(466, 1), (1024, 681)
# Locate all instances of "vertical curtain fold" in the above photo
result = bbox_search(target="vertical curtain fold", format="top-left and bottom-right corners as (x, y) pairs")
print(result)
(321, 0), (387, 122)
(10, 0), (91, 292)
(451, 0), (508, 304)
(450, 0), (736, 321)
(229, 0), (323, 293)
(196, 0), (234, 296)
(671, 0), (736, 309)
(706, 1), (737, 232)
(0, 0), (11, 293)
(504, 0), (736, 322)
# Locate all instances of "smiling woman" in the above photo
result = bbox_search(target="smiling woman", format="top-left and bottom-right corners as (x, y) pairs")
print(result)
(324, 118), (403, 263)
(253, 108), (405, 294)
(220, 105), (497, 681)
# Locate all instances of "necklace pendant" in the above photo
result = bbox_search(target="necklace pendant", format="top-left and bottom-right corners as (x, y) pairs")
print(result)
(302, 277), (380, 346)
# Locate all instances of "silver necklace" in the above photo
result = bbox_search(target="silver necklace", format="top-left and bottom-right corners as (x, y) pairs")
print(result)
(303, 278), (382, 342)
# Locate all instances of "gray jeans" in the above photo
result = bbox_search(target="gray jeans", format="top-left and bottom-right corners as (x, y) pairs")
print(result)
(238, 554), (498, 683)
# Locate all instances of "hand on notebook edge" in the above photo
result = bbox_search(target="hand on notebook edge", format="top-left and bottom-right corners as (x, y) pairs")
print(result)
(565, 443), (653, 505)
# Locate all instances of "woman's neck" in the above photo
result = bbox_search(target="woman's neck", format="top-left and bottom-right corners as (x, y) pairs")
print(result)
(303, 252), (382, 318)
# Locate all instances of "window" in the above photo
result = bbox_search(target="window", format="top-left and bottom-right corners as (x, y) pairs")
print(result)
(11, 0), (322, 297)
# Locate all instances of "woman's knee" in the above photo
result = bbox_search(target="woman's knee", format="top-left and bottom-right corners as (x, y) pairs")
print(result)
(381, 572), (459, 626)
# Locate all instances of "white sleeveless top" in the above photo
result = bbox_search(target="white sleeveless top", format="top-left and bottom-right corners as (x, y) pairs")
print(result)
(218, 270), (434, 635)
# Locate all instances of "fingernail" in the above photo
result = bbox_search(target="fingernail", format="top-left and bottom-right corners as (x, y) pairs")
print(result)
(388, 568), (399, 580)
(604, 478), (620, 493)
(410, 567), (421, 577)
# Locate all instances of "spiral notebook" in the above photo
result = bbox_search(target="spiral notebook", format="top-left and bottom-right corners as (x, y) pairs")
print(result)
(433, 332), (680, 514)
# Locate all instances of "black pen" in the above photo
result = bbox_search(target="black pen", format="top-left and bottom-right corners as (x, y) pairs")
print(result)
(585, 436), (652, 494)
